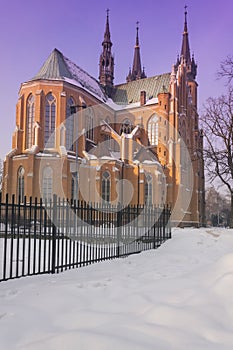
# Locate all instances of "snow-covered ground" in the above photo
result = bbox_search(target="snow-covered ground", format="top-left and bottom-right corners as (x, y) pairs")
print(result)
(1, 227), (233, 350)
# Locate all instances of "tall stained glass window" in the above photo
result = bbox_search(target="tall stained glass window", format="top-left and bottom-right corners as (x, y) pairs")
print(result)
(66, 97), (75, 151)
(26, 94), (35, 149)
(145, 173), (153, 205)
(42, 166), (53, 201)
(17, 167), (25, 202)
(148, 115), (159, 145)
(101, 171), (111, 202)
(45, 93), (56, 148)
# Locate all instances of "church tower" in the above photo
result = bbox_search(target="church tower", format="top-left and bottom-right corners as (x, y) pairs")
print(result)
(178, 6), (197, 81)
(174, 7), (198, 111)
(99, 9), (114, 87)
(126, 22), (146, 82)
(170, 6), (204, 226)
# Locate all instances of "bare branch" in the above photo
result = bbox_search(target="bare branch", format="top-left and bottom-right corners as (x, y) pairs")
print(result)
(217, 55), (233, 85)
(201, 85), (233, 226)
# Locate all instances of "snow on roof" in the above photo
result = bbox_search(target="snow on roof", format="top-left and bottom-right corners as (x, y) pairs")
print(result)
(63, 54), (107, 101)
(145, 97), (159, 105)
(106, 98), (141, 111)
(30, 48), (107, 102)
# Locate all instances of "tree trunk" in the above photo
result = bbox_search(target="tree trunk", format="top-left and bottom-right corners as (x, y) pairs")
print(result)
(231, 192), (233, 228)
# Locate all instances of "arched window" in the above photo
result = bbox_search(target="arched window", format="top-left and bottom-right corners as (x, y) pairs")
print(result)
(145, 173), (153, 205)
(45, 93), (56, 148)
(85, 107), (94, 141)
(17, 167), (25, 201)
(104, 117), (112, 149)
(26, 94), (35, 149)
(71, 174), (78, 201)
(42, 166), (53, 201)
(101, 171), (111, 202)
(120, 119), (133, 134)
(148, 115), (159, 145)
(66, 97), (75, 151)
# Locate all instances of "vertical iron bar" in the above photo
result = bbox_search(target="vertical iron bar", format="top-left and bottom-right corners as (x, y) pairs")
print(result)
(22, 196), (26, 276)
(16, 196), (21, 278)
(9, 194), (15, 279)
(33, 197), (37, 275)
(117, 203), (121, 258)
(51, 194), (57, 274)
(27, 197), (32, 275)
(43, 199), (47, 273)
(38, 198), (42, 274)
(3, 193), (9, 281)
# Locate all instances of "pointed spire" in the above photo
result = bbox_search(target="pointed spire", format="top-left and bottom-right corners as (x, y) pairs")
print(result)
(181, 5), (191, 65)
(177, 5), (197, 80)
(184, 5), (188, 33)
(126, 22), (146, 82)
(136, 21), (139, 47)
(104, 8), (111, 43)
(99, 9), (114, 88)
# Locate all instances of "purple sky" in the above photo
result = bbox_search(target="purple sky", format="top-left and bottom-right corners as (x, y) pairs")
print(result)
(0, 0), (232, 160)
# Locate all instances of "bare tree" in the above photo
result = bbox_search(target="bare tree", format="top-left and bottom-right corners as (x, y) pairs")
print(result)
(201, 86), (233, 227)
(217, 55), (233, 85)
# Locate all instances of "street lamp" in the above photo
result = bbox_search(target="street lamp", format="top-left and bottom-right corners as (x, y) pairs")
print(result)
(70, 104), (86, 201)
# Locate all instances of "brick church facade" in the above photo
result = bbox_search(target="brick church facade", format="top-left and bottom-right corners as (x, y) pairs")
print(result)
(2, 10), (205, 226)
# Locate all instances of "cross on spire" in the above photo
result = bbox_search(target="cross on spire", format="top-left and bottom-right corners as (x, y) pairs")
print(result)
(179, 5), (197, 79)
(184, 5), (188, 24)
(106, 8), (109, 18)
(126, 20), (146, 82)
(136, 21), (139, 47)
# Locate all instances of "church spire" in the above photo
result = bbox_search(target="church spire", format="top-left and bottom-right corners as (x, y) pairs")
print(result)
(104, 8), (111, 43)
(135, 21), (139, 47)
(179, 6), (197, 80)
(99, 9), (114, 88)
(181, 5), (191, 65)
(126, 22), (146, 82)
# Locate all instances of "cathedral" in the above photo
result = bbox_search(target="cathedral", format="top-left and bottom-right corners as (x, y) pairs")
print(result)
(2, 9), (205, 226)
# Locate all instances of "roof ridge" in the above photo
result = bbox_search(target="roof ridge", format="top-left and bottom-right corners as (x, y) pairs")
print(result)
(28, 48), (107, 101)
(63, 53), (101, 86)
(30, 48), (72, 80)
(115, 72), (171, 88)
(111, 72), (171, 105)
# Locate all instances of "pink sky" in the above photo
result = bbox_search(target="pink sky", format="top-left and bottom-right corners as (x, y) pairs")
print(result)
(0, 0), (232, 160)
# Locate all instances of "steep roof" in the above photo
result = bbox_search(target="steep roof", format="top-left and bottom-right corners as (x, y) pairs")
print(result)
(30, 48), (107, 101)
(111, 73), (170, 105)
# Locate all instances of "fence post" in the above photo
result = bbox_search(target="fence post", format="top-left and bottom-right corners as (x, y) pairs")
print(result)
(3, 194), (9, 281)
(168, 206), (172, 239)
(153, 205), (156, 249)
(51, 194), (57, 274)
(117, 203), (122, 258)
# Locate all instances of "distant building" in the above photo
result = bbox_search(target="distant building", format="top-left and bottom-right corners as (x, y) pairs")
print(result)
(2, 9), (205, 226)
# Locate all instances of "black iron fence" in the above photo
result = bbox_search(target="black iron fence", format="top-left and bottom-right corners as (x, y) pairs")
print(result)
(0, 193), (171, 282)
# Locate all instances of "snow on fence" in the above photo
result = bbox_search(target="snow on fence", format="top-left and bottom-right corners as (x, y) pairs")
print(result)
(0, 193), (171, 282)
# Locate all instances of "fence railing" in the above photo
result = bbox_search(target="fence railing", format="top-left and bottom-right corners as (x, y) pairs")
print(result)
(0, 193), (171, 282)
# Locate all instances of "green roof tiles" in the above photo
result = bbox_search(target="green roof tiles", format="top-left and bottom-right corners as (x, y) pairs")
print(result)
(29, 48), (171, 106)
(32, 49), (73, 80)
(112, 73), (171, 104)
